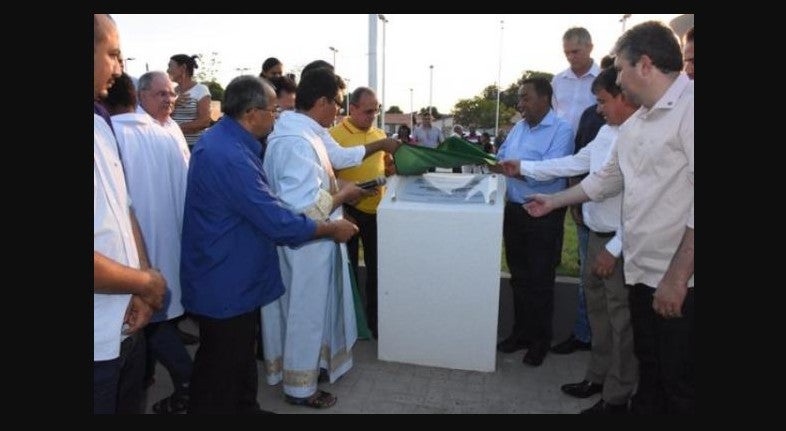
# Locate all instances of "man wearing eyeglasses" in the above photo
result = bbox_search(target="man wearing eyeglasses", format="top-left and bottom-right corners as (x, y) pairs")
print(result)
(137, 71), (190, 160)
(260, 68), (400, 409)
(181, 75), (359, 414)
(329, 87), (392, 341)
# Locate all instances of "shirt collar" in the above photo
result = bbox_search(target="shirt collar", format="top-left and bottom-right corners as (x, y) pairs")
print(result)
(340, 116), (371, 134)
(526, 109), (558, 129)
(560, 61), (601, 80)
(651, 73), (692, 112)
(216, 115), (262, 155)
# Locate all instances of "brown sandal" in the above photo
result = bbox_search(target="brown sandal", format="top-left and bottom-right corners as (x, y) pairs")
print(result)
(285, 390), (337, 409)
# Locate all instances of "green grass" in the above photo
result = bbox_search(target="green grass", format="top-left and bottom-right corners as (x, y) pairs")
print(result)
(499, 214), (580, 278)
(359, 214), (580, 278)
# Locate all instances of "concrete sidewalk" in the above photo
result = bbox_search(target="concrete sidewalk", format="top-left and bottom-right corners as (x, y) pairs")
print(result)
(145, 274), (596, 414)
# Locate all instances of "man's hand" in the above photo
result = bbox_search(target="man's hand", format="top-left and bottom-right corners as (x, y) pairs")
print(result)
(500, 160), (522, 177)
(123, 295), (154, 334)
(380, 138), (403, 154)
(522, 194), (555, 218)
(337, 181), (373, 206)
(330, 219), (359, 243)
(487, 163), (504, 174)
(592, 249), (617, 279)
(653, 279), (688, 319)
(384, 152), (396, 176)
(140, 268), (167, 310)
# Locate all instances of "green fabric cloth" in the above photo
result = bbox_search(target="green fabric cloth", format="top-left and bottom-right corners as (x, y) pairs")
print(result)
(394, 137), (498, 175)
(349, 262), (372, 340)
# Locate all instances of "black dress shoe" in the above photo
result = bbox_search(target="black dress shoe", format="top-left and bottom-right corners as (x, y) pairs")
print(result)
(497, 335), (531, 353)
(561, 380), (604, 398)
(550, 335), (591, 354)
(522, 342), (548, 366)
(580, 399), (628, 415)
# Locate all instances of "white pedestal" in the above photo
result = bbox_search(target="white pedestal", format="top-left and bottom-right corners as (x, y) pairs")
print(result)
(377, 174), (505, 372)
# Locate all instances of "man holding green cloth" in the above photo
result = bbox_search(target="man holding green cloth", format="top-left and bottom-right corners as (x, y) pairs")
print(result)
(330, 87), (391, 340)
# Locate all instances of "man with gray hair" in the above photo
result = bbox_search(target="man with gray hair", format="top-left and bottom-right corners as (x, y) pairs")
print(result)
(549, 26), (602, 356)
(105, 72), (194, 414)
(137, 71), (190, 159)
(181, 75), (359, 414)
(524, 21), (694, 414)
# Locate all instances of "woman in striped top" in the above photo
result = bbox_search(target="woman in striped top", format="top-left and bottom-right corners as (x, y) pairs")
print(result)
(167, 54), (212, 151)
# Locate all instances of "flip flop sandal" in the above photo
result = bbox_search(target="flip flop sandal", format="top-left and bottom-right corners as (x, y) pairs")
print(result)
(285, 390), (337, 409)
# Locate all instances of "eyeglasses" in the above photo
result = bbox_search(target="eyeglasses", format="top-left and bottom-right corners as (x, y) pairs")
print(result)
(155, 90), (178, 99)
(330, 95), (344, 108)
(255, 106), (281, 116)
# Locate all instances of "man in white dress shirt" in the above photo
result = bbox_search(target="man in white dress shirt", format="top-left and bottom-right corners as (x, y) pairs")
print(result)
(550, 26), (603, 356)
(93, 13), (166, 414)
(523, 21), (694, 414)
(502, 66), (639, 415)
(105, 71), (193, 414)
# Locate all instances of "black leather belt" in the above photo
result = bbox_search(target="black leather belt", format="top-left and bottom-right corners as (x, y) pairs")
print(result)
(594, 230), (616, 238)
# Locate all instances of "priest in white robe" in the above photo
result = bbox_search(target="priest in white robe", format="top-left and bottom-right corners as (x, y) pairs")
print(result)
(261, 68), (370, 408)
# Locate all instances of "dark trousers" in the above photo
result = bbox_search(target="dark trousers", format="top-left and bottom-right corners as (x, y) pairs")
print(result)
(503, 203), (566, 345)
(93, 331), (147, 414)
(188, 311), (260, 414)
(145, 320), (193, 394)
(344, 205), (379, 336)
(629, 283), (695, 414)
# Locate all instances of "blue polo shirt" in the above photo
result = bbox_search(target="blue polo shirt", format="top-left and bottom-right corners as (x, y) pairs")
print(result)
(180, 116), (317, 318)
(497, 110), (574, 203)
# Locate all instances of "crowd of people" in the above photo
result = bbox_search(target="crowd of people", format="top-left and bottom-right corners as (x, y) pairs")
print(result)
(94, 13), (693, 414)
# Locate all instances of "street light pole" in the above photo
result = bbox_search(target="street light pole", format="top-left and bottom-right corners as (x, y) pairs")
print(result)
(620, 14), (631, 33)
(429, 65), (434, 118)
(235, 67), (250, 75)
(123, 57), (135, 75)
(378, 14), (388, 134)
(329, 46), (338, 69)
(344, 77), (351, 115)
(409, 88), (414, 131)
(495, 20), (504, 138)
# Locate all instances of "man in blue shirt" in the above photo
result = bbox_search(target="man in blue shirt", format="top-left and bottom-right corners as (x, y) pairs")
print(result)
(492, 77), (574, 367)
(180, 75), (358, 414)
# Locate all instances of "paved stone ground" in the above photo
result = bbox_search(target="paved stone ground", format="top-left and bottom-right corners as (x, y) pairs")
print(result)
(145, 274), (596, 414)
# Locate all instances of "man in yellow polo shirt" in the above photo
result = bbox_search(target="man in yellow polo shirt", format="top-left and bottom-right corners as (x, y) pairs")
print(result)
(330, 87), (393, 340)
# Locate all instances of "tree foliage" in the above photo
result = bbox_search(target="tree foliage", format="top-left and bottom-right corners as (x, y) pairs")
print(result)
(501, 70), (555, 109)
(194, 51), (221, 83)
(451, 70), (554, 128)
(203, 80), (225, 102)
(386, 105), (403, 114)
(417, 106), (443, 119)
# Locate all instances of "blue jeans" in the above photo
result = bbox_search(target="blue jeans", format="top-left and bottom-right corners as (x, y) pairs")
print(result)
(573, 223), (592, 343)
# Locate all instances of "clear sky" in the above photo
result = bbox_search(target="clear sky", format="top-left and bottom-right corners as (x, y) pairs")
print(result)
(113, 14), (681, 114)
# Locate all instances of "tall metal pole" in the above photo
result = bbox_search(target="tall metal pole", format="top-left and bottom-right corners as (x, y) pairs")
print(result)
(368, 15), (378, 94)
(495, 20), (504, 137)
(124, 57), (135, 75)
(379, 14), (388, 134)
(429, 65), (434, 118)
(620, 14), (631, 33)
(409, 88), (414, 130)
(329, 46), (338, 69)
(344, 77), (351, 114)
